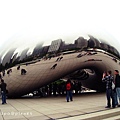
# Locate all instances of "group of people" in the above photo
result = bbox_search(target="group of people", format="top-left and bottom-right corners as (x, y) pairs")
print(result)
(34, 80), (82, 97)
(102, 70), (120, 108)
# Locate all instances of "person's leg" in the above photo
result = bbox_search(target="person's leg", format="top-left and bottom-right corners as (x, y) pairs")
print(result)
(1, 92), (4, 104)
(106, 89), (111, 107)
(116, 87), (120, 104)
(66, 91), (69, 102)
(111, 90), (115, 108)
(113, 90), (118, 106)
(69, 91), (73, 101)
(4, 93), (6, 103)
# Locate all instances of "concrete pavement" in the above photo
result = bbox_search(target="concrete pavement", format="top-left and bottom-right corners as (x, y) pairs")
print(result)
(0, 92), (119, 120)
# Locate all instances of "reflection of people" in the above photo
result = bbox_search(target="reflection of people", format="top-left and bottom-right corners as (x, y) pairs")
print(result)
(66, 79), (73, 102)
(17, 65), (20, 70)
(21, 69), (27, 75)
(59, 57), (63, 61)
(114, 70), (120, 106)
(102, 71), (115, 108)
(0, 79), (7, 104)
(56, 57), (60, 62)
(7, 69), (12, 76)
(51, 64), (57, 69)
(2, 70), (5, 77)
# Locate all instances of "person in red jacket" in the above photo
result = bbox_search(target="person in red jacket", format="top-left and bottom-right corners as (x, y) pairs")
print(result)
(66, 79), (73, 102)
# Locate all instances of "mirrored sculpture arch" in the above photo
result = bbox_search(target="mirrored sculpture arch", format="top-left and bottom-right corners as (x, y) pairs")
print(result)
(0, 34), (120, 97)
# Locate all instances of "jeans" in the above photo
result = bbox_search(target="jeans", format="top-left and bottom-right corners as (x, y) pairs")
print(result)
(66, 91), (72, 102)
(113, 91), (118, 106)
(1, 91), (6, 104)
(116, 87), (120, 98)
(106, 89), (115, 107)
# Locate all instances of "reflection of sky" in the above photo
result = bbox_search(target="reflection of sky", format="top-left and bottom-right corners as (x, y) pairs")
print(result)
(0, 0), (120, 56)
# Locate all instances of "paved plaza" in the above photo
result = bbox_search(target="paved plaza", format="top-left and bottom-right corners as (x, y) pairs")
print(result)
(0, 92), (120, 120)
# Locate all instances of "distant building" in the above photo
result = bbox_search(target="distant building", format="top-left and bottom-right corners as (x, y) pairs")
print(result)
(48, 39), (62, 53)
(74, 37), (88, 49)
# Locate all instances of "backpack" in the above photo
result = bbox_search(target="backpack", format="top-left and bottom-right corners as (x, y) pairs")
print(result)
(66, 83), (71, 90)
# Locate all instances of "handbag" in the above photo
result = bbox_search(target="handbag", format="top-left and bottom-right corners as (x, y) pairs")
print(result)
(112, 82), (115, 89)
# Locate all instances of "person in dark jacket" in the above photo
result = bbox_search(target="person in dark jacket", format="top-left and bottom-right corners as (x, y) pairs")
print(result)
(0, 79), (7, 104)
(66, 79), (73, 102)
(114, 70), (120, 106)
(102, 71), (115, 108)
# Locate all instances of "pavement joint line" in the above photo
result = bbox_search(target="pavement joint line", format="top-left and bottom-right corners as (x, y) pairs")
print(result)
(57, 107), (120, 120)
(13, 99), (53, 120)
(5, 101), (29, 120)
(55, 108), (118, 120)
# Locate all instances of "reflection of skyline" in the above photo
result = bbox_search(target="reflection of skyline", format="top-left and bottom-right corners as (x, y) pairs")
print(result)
(0, 34), (119, 66)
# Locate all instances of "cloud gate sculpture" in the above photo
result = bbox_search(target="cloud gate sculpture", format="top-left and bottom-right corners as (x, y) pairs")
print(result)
(0, 35), (120, 97)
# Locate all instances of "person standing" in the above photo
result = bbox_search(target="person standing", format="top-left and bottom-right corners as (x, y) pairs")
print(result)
(114, 70), (120, 106)
(0, 79), (7, 104)
(102, 71), (115, 108)
(66, 79), (73, 102)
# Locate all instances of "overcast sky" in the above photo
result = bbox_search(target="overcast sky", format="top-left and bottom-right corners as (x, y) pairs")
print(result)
(0, 0), (120, 56)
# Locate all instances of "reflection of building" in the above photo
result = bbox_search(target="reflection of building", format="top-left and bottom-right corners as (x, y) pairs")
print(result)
(19, 48), (29, 61)
(11, 53), (18, 63)
(74, 37), (88, 49)
(113, 48), (119, 56)
(100, 43), (108, 51)
(32, 43), (43, 56)
(100, 43), (119, 57)
(41, 46), (49, 56)
(0, 49), (8, 64)
(60, 44), (76, 51)
(3, 51), (120, 97)
(27, 52), (31, 56)
(2, 48), (16, 66)
(1, 34), (120, 97)
(107, 45), (119, 56)
(33, 45), (49, 57)
(48, 39), (62, 53)
(0, 57), (1, 64)
(88, 35), (101, 48)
